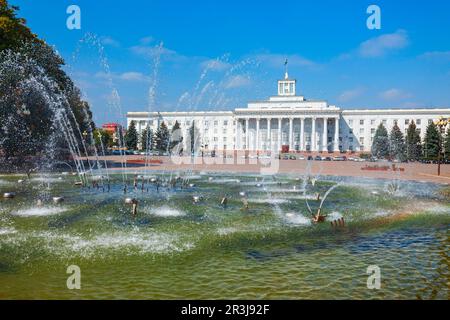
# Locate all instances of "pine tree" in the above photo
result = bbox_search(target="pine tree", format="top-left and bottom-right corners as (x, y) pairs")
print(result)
(423, 122), (441, 160)
(371, 123), (389, 158)
(125, 120), (138, 150)
(154, 122), (170, 151)
(140, 127), (153, 151)
(389, 122), (406, 161)
(186, 121), (200, 156)
(405, 120), (422, 161)
(444, 126), (450, 160)
(170, 121), (183, 153)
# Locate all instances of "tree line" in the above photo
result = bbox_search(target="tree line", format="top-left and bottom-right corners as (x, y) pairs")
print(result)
(371, 120), (450, 162)
(123, 120), (199, 154)
(0, 0), (94, 170)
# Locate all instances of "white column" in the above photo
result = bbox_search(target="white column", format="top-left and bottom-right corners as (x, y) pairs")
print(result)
(289, 117), (294, 151)
(237, 118), (242, 150)
(256, 118), (260, 151)
(323, 117), (328, 152)
(278, 118), (282, 152)
(245, 118), (249, 150)
(311, 117), (316, 151)
(267, 118), (271, 152)
(334, 117), (340, 152)
(300, 118), (305, 151)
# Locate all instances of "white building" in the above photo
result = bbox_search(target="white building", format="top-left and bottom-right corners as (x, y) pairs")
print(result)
(127, 71), (450, 153)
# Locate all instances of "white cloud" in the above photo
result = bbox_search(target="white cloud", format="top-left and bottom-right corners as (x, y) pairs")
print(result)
(140, 36), (154, 45)
(224, 75), (252, 89)
(201, 59), (231, 72)
(358, 29), (409, 58)
(337, 87), (365, 102)
(418, 51), (450, 61)
(379, 88), (412, 101)
(95, 71), (150, 82)
(100, 36), (120, 47)
(130, 43), (187, 63)
(119, 72), (149, 82)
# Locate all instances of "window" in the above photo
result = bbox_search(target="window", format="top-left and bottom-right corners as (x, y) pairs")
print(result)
(359, 137), (364, 144)
(214, 121), (218, 126)
(186, 121), (191, 126)
(348, 120), (353, 126)
(405, 119), (409, 125)
(349, 129), (353, 134)
(360, 120), (364, 125)
(204, 121), (209, 126)
(416, 119), (421, 125)
(382, 119), (387, 125)
(428, 119), (433, 125)
(371, 119), (375, 126)
(213, 137), (218, 142)
(224, 120), (228, 126)
(349, 137), (353, 142)
(371, 128), (375, 134)
(223, 129), (227, 134)
(360, 128), (364, 134)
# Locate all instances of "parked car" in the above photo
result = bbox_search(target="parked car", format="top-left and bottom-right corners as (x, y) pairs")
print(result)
(289, 155), (297, 160)
(314, 156), (322, 161)
(307, 156), (314, 161)
(297, 155), (305, 160)
(333, 156), (346, 161)
(325, 157), (332, 161)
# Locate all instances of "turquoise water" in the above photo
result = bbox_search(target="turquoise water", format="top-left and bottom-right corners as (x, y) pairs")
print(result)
(0, 172), (448, 299)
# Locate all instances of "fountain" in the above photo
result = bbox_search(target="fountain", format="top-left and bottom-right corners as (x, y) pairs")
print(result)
(52, 197), (64, 204)
(3, 192), (16, 199)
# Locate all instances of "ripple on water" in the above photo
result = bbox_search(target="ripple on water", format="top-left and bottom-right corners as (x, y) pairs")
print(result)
(0, 227), (16, 235)
(12, 206), (68, 217)
(248, 198), (290, 204)
(144, 206), (185, 217)
(283, 213), (311, 226)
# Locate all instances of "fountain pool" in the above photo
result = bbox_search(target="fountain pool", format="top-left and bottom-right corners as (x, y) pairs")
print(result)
(0, 172), (448, 299)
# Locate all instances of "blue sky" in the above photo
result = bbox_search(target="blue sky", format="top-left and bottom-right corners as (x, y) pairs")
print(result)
(10, 0), (450, 125)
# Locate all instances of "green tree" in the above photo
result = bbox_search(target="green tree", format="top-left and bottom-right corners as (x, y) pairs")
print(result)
(0, 0), (36, 51)
(125, 121), (138, 150)
(93, 129), (113, 149)
(371, 123), (389, 158)
(169, 120), (183, 153)
(423, 122), (441, 160)
(140, 127), (153, 151)
(405, 120), (422, 161)
(443, 126), (450, 160)
(389, 122), (406, 161)
(154, 122), (170, 151)
(0, 1), (94, 167)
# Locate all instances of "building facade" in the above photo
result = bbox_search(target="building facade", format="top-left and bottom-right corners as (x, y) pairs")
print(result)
(127, 72), (450, 153)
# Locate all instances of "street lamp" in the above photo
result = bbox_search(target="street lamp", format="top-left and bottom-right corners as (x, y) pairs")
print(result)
(434, 117), (450, 176)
